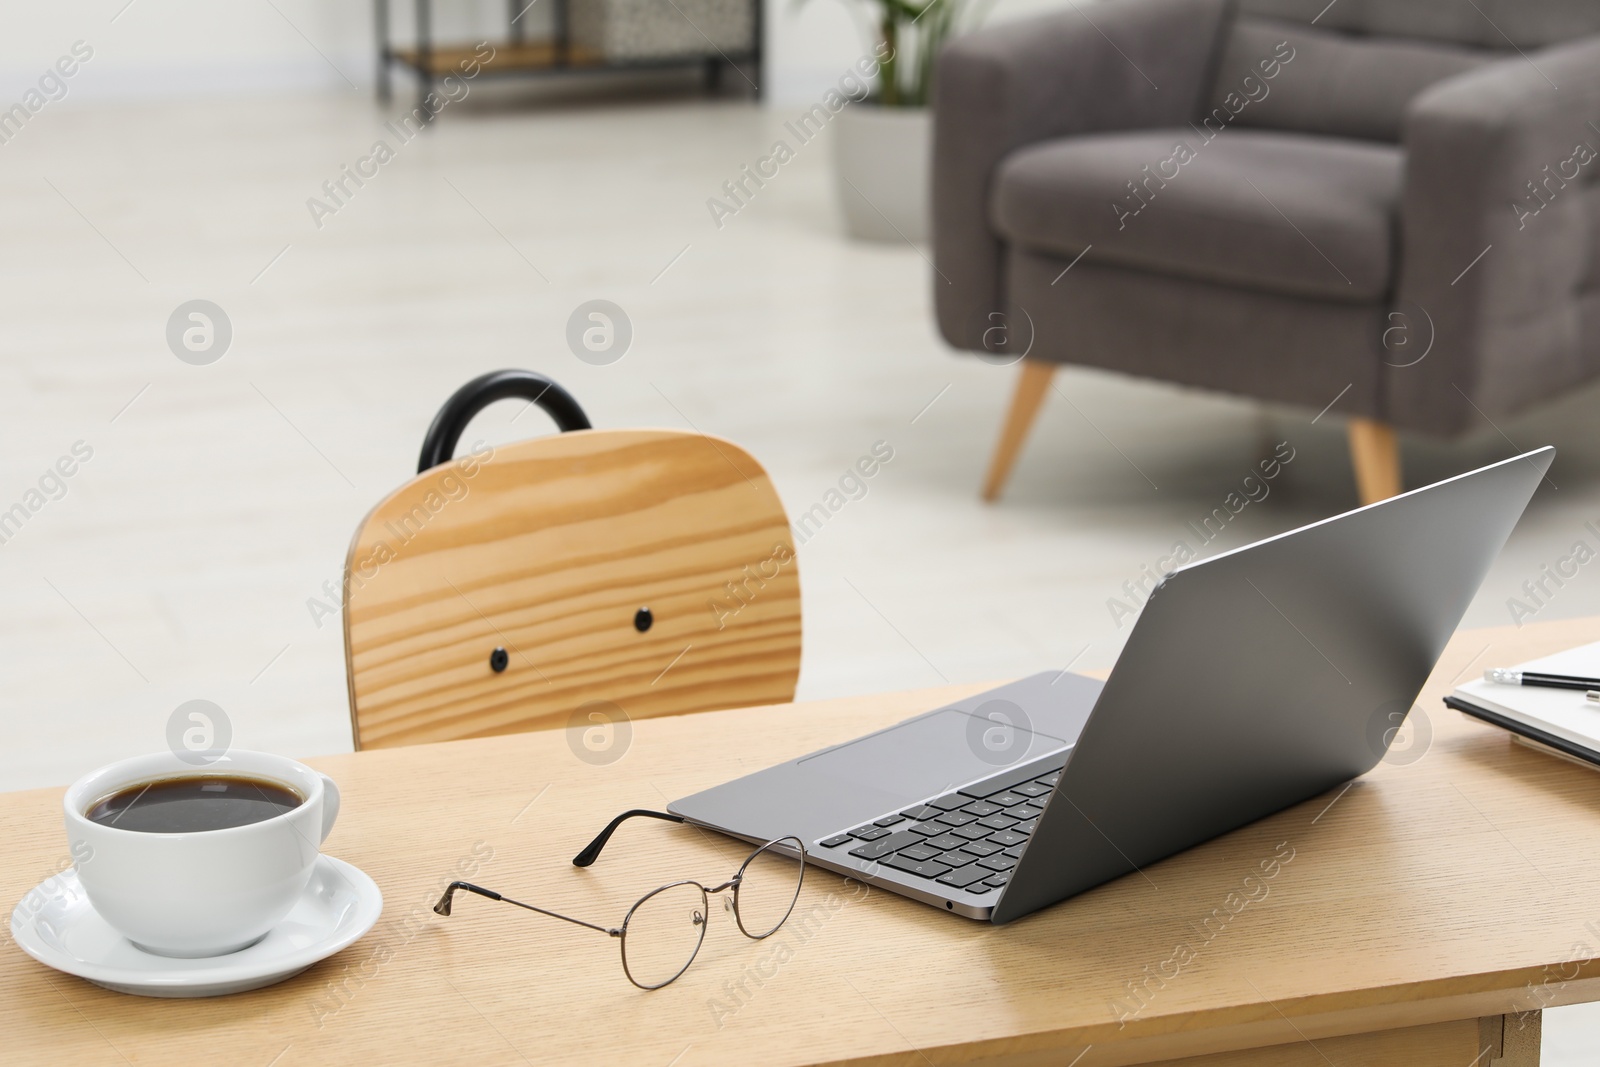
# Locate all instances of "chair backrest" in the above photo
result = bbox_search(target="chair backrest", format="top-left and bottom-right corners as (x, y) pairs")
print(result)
(343, 427), (801, 749)
(1203, 0), (1600, 143)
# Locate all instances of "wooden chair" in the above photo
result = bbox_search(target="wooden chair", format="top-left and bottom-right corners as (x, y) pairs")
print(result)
(342, 370), (801, 749)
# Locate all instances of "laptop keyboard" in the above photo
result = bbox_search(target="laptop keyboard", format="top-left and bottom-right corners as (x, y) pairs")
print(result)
(814, 757), (1065, 896)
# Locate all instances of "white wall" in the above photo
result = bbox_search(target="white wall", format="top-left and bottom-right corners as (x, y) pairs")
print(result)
(0, 0), (1074, 108)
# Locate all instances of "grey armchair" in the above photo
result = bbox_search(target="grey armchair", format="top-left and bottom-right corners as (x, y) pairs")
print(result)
(934, 0), (1600, 504)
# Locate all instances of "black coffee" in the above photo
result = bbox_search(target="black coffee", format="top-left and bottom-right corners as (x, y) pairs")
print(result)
(86, 774), (303, 834)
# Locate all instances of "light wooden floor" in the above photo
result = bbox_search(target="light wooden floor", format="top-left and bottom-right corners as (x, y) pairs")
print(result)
(3, 87), (1600, 1059)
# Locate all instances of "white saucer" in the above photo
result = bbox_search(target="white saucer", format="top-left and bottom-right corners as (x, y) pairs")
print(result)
(9, 855), (383, 998)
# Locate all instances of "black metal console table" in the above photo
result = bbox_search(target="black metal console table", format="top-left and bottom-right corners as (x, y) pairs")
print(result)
(374, 0), (763, 113)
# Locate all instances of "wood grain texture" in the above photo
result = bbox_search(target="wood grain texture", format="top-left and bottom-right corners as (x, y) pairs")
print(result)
(5, 617), (1600, 1066)
(343, 428), (801, 748)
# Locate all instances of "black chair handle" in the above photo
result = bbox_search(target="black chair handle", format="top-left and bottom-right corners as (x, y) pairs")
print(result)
(417, 370), (592, 473)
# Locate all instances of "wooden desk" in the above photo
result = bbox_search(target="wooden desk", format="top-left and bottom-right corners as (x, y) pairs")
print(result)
(6, 617), (1600, 1066)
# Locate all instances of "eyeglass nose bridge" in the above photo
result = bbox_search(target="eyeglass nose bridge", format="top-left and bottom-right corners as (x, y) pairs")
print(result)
(703, 876), (742, 914)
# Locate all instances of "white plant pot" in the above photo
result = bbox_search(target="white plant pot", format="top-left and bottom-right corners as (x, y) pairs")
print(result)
(833, 104), (931, 243)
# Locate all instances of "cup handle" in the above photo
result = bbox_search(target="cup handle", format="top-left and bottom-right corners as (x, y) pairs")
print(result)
(318, 773), (341, 843)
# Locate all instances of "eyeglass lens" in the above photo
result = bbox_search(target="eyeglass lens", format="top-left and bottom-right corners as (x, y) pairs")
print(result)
(733, 836), (805, 939)
(621, 881), (708, 990)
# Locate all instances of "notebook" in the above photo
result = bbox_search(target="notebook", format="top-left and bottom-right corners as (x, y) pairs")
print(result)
(1446, 640), (1600, 770)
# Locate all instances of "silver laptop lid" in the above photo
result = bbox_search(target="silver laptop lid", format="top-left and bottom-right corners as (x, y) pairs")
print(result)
(993, 448), (1553, 922)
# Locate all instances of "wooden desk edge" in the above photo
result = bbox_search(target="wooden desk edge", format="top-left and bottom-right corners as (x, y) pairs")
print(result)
(812, 975), (1595, 1067)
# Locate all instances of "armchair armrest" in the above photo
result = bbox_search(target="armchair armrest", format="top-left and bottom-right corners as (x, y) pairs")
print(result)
(1392, 36), (1600, 435)
(932, 0), (1231, 351)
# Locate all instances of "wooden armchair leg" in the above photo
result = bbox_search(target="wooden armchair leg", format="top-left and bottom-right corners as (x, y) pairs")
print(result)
(983, 361), (1056, 502)
(1348, 417), (1402, 505)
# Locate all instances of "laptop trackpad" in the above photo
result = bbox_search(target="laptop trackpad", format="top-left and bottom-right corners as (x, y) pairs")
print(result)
(797, 708), (1069, 803)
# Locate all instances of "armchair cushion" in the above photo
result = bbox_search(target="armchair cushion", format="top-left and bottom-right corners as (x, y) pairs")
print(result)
(991, 129), (1401, 302)
(1207, 18), (1492, 143)
(1237, 0), (1600, 49)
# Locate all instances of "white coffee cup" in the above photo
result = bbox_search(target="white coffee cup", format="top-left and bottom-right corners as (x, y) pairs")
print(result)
(63, 750), (340, 958)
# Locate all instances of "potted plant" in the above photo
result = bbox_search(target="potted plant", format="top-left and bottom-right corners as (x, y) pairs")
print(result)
(829, 0), (986, 241)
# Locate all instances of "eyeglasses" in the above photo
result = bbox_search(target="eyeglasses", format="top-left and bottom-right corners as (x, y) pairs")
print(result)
(433, 809), (806, 989)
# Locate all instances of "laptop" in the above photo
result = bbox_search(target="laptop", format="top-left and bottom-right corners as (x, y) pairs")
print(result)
(671, 448), (1554, 923)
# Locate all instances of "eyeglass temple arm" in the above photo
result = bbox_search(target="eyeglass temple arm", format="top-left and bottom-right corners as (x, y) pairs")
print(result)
(433, 881), (619, 937)
(571, 809), (685, 868)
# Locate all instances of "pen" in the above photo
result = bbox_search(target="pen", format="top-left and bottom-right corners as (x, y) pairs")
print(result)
(1486, 668), (1600, 691)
